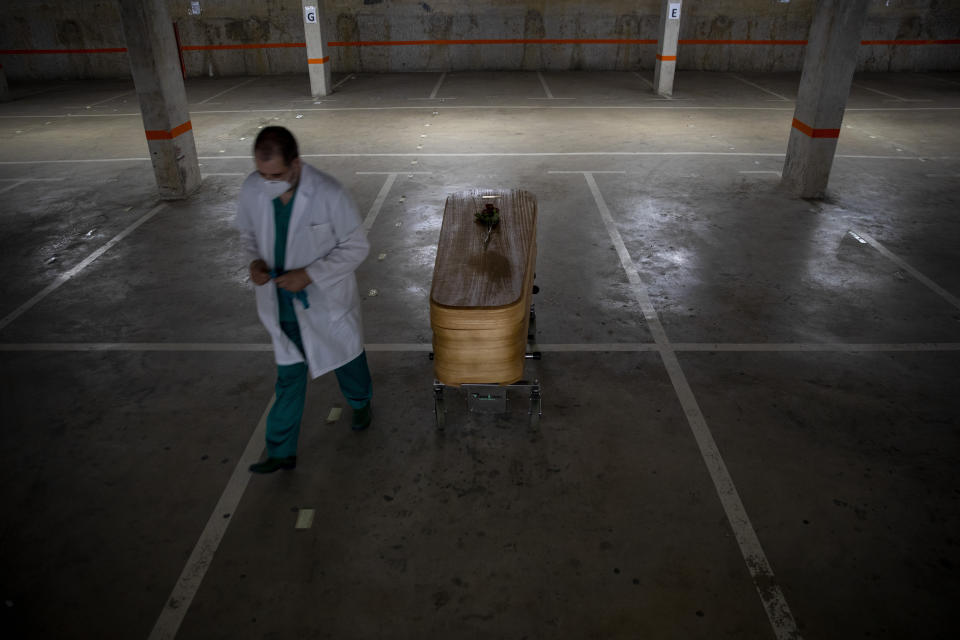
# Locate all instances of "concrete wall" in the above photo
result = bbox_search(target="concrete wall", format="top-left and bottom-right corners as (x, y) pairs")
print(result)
(0, 0), (957, 80)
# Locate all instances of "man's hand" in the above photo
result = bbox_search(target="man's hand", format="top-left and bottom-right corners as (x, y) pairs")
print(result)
(274, 268), (312, 293)
(250, 259), (271, 285)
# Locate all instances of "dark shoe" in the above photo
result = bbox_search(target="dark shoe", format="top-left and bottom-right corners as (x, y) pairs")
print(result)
(248, 456), (297, 474)
(351, 402), (373, 431)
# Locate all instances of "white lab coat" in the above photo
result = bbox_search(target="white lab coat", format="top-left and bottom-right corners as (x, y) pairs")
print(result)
(235, 163), (369, 378)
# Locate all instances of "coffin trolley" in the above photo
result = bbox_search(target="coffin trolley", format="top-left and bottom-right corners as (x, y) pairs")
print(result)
(429, 189), (542, 428)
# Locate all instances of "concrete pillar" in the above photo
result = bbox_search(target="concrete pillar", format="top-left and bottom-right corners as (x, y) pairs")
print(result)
(781, 0), (870, 199)
(302, 0), (332, 97)
(0, 63), (10, 102)
(117, 0), (200, 200)
(654, 0), (683, 97)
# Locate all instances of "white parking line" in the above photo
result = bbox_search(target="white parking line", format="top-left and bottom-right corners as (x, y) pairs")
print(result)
(631, 70), (667, 96)
(922, 74), (960, 87)
(362, 173), (398, 230)
(147, 397), (274, 640)
(855, 230), (960, 312)
(537, 71), (555, 99)
(4, 105), (958, 119)
(0, 343), (273, 352)
(331, 74), (355, 91)
(197, 77), (259, 105)
(0, 178), (66, 193)
(671, 343), (960, 352)
(730, 74), (790, 102)
(632, 71), (654, 89)
(854, 83), (908, 101)
(0, 202), (167, 333)
(1, 152), (954, 167)
(429, 72), (447, 100)
(1, 342), (959, 353)
(85, 90), (135, 108)
(581, 170), (801, 640)
(0, 157), (152, 165)
(852, 83), (932, 103)
(355, 171), (432, 175)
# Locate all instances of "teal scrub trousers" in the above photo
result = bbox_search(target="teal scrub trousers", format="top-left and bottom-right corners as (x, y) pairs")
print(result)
(266, 320), (372, 458)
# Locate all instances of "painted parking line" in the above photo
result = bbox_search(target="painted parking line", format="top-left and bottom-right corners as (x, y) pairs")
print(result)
(853, 82), (932, 103)
(0, 177), (66, 194)
(536, 71), (555, 99)
(855, 230), (960, 312)
(729, 73), (790, 101)
(632, 71), (655, 89)
(579, 170), (801, 640)
(147, 397), (274, 640)
(631, 71), (674, 100)
(670, 342), (960, 352)
(4, 105), (960, 119)
(84, 90), (135, 108)
(0, 181), (25, 194)
(0, 202), (167, 332)
(331, 74), (355, 91)
(429, 72), (447, 99)
(1, 341), (959, 353)
(1, 152), (956, 167)
(196, 77), (259, 105)
(362, 173), (398, 230)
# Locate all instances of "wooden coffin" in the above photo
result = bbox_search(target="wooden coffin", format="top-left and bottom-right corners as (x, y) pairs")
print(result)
(430, 189), (538, 386)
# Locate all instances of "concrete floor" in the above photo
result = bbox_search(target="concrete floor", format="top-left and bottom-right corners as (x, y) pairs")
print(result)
(0, 70), (958, 639)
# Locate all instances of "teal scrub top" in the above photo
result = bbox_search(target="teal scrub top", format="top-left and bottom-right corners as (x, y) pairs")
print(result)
(273, 191), (297, 323)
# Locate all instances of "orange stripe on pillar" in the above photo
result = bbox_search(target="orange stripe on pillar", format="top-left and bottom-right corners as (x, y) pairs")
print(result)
(656, 54), (677, 61)
(791, 118), (840, 139)
(144, 120), (193, 141)
(307, 56), (330, 64)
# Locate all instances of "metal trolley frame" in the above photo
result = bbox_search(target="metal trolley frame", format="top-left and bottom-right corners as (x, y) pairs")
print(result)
(431, 296), (542, 430)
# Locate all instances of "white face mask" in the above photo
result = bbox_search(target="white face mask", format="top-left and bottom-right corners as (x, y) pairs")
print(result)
(262, 179), (293, 200)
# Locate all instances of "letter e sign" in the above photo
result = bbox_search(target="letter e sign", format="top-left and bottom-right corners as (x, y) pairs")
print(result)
(669, 2), (682, 19)
(305, 6), (318, 24)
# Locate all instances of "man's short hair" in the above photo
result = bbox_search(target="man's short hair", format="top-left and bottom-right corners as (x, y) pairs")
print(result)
(254, 126), (299, 166)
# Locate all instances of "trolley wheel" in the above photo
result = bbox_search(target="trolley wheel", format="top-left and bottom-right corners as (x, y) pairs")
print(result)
(528, 410), (540, 430)
(528, 383), (542, 429)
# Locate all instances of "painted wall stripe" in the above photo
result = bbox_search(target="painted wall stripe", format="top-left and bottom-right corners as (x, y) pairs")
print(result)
(679, 39), (807, 46)
(2, 39), (957, 56)
(0, 47), (128, 54)
(144, 120), (193, 141)
(307, 56), (330, 64)
(791, 117), (840, 138)
(327, 38), (659, 46)
(861, 39), (960, 45)
(179, 43), (305, 51)
(656, 54), (677, 61)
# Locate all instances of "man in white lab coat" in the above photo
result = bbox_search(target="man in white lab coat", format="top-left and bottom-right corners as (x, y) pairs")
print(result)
(236, 126), (373, 474)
